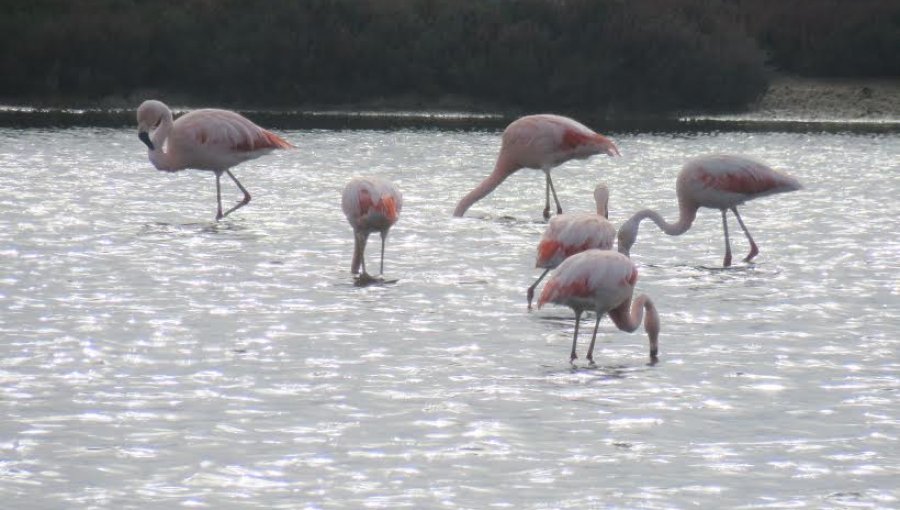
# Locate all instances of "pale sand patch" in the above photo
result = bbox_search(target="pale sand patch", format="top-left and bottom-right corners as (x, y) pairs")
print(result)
(749, 75), (900, 121)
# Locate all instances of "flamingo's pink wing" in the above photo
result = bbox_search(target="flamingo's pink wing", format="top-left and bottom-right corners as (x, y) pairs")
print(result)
(177, 109), (292, 154)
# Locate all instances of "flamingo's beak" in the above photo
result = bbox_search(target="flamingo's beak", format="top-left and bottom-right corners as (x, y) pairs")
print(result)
(138, 131), (154, 150)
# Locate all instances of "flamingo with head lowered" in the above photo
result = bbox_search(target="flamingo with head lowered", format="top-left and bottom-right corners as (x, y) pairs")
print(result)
(136, 99), (293, 220)
(617, 154), (802, 267)
(342, 176), (403, 284)
(538, 249), (660, 364)
(453, 114), (619, 219)
(527, 183), (616, 310)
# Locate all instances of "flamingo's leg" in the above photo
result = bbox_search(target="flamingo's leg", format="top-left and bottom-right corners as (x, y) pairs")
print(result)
(215, 170), (224, 220)
(221, 170), (251, 218)
(570, 310), (582, 362)
(526, 268), (551, 311)
(585, 314), (603, 364)
(721, 209), (732, 267)
(351, 231), (368, 275)
(731, 207), (759, 262)
(379, 231), (387, 275)
(547, 173), (563, 216)
(543, 173), (552, 220)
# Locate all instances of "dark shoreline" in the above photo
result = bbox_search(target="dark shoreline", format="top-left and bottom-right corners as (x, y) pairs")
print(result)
(2, 105), (899, 134)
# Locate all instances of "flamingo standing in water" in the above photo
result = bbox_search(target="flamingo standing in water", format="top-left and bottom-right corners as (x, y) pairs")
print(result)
(526, 183), (616, 310)
(453, 114), (620, 219)
(617, 154), (802, 267)
(538, 250), (660, 364)
(136, 99), (293, 220)
(341, 176), (403, 282)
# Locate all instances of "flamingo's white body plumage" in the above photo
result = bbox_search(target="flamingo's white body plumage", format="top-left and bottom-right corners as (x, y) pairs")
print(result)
(618, 154), (802, 266)
(527, 184), (616, 309)
(341, 176), (403, 278)
(454, 114), (620, 219)
(136, 99), (292, 219)
(539, 250), (660, 364)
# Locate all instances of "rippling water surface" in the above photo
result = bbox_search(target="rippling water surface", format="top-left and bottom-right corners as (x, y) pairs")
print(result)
(0, 123), (898, 509)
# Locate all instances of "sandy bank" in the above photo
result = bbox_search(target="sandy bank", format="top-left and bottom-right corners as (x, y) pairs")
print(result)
(746, 75), (900, 121)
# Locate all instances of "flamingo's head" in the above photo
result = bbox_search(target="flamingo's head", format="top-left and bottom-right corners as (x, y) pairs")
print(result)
(136, 99), (171, 150)
(593, 183), (609, 219)
(617, 217), (639, 257)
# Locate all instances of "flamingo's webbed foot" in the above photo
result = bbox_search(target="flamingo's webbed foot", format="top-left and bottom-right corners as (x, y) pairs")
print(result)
(743, 245), (759, 263)
(354, 272), (385, 287)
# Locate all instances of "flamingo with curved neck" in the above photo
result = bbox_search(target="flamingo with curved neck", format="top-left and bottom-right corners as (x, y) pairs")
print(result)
(341, 176), (403, 283)
(136, 99), (292, 220)
(618, 154), (802, 267)
(538, 249), (660, 364)
(527, 183), (616, 310)
(453, 114), (619, 219)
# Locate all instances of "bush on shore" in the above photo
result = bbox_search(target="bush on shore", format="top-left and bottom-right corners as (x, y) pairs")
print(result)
(0, 0), (896, 115)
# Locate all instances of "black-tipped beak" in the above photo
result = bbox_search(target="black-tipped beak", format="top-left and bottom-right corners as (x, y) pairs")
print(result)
(138, 131), (154, 150)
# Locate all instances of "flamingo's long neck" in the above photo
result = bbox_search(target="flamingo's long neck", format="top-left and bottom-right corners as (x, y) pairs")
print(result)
(639, 206), (695, 235)
(148, 113), (176, 171)
(618, 200), (697, 255)
(611, 294), (661, 360)
(594, 193), (609, 219)
(452, 150), (519, 217)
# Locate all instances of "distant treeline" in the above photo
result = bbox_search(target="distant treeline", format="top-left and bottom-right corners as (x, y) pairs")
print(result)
(1, 0), (898, 115)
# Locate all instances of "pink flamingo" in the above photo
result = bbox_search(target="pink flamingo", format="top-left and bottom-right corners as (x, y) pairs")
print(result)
(341, 176), (403, 280)
(527, 183), (616, 310)
(617, 154), (802, 267)
(136, 99), (293, 220)
(453, 114), (620, 219)
(538, 249), (660, 364)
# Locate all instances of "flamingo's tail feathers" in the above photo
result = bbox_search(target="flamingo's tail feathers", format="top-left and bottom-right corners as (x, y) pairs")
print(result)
(598, 134), (620, 157)
(379, 196), (400, 223)
(234, 130), (294, 152)
(536, 279), (560, 309)
(263, 130), (294, 149)
(536, 240), (562, 267)
(781, 174), (803, 192)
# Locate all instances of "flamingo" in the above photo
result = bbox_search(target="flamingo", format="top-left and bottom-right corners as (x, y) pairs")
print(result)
(526, 183), (616, 310)
(136, 99), (293, 220)
(538, 250), (660, 364)
(617, 154), (802, 267)
(341, 176), (403, 282)
(453, 114), (620, 219)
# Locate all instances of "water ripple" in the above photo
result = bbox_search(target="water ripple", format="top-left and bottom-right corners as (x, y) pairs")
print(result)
(0, 127), (897, 508)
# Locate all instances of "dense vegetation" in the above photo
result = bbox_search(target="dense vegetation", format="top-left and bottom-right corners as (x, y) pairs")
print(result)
(1, 0), (897, 116)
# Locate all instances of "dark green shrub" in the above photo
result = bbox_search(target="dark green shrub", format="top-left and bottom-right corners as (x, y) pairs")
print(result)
(0, 0), (892, 114)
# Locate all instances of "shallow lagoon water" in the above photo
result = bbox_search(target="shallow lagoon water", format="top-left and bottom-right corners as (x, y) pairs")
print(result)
(0, 122), (898, 509)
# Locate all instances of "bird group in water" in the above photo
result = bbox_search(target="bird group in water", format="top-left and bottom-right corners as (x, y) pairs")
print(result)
(136, 100), (803, 366)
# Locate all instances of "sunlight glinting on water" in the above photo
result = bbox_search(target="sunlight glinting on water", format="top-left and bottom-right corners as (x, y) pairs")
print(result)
(0, 126), (898, 509)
